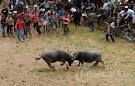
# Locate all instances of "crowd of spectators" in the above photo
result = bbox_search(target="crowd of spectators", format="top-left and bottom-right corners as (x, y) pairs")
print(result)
(0, 0), (135, 43)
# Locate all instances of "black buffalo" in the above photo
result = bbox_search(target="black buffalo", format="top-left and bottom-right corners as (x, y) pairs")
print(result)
(73, 51), (104, 67)
(36, 50), (74, 71)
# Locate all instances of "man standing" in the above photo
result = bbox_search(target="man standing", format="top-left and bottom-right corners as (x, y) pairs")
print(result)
(124, 6), (134, 42)
(16, 18), (25, 42)
(6, 15), (14, 37)
(87, 12), (95, 32)
(1, 16), (7, 37)
(124, 6), (134, 23)
(63, 15), (70, 34)
(58, 7), (65, 27)
(1, 6), (8, 18)
(73, 10), (82, 29)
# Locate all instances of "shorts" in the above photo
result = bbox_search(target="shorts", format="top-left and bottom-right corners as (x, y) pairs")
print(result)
(74, 21), (80, 26)
(43, 21), (48, 26)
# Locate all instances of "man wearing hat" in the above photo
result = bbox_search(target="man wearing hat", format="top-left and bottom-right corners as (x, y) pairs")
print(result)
(124, 5), (134, 22)
(1, 6), (9, 18)
(124, 5), (134, 42)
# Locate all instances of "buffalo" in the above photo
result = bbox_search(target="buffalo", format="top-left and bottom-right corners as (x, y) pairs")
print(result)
(36, 50), (74, 71)
(73, 51), (105, 67)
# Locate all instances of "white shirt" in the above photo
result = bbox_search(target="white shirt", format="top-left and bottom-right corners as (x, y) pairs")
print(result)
(82, 12), (87, 17)
(125, 9), (135, 19)
(103, 3), (108, 10)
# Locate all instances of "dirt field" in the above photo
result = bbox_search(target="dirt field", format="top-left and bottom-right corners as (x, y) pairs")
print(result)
(0, 25), (135, 86)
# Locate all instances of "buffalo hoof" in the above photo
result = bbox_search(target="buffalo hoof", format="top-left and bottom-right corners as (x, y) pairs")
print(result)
(61, 63), (64, 66)
(50, 66), (55, 71)
(77, 64), (80, 67)
(66, 66), (69, 70)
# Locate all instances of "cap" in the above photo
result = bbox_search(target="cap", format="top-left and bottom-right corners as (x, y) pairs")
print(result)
(14, 11), (17, 14)
(125, 6), (128, 9)
(34, 4), (37, 7)
(70, 8), (77, 13)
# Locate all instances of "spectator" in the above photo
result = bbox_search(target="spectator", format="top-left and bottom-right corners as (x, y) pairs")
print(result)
(63, 15), (70, 34)
(124, 6), (134, 23)
(12, 11), (18, 31)
(6, 15), (14, 37)
(43, 11), (48, 32)
(58, 7), (65, 27)
(37, 17), (42, 35)
(32, 13), (39, 31)
(1, 6), (8, 18)
(1, 16), (7, 37)
(87, 12), (95, 32)
(105, 21), (116, 42)
(72, 10), (82, 29)
(24, 14), (32, 38)
(53, 12), (59, 29)
(16, 18), (25, 42)
(47, 13), (55, 32)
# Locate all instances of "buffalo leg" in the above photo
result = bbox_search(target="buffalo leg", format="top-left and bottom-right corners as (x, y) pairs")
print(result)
(47, 62), (55, 71)
(61, 63), (65, 66)
(93, 61), (99, 66)
(81, 61), (84, 65)
(61, 61), (65, 66)
(78, 61), (81, 66)
(66, 65), (69, 70)
(78, 61), (84, 66)
(65, 62), (69, 70)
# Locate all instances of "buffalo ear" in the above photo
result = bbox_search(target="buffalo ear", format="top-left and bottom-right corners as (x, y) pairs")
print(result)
(67, 49), (72, 54)
(67, 49), (69, 53)
(69, 51), (72, 54)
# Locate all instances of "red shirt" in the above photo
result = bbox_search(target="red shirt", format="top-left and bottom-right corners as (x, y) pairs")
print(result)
(63, 17), (70, 24)
(17, 19), (24, 30)
(33, 14), (39, 23)
(18, 13), (24, 19)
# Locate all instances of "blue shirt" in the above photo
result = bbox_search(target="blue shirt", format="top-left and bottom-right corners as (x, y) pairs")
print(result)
(58, 10), (65, 16)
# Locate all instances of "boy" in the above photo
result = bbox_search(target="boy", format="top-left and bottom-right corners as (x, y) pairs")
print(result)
(1, 16), (7, 37)
(105, 21), (116, 42)
(63, 15), (70, 34)
(87, 12), (95, 32)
